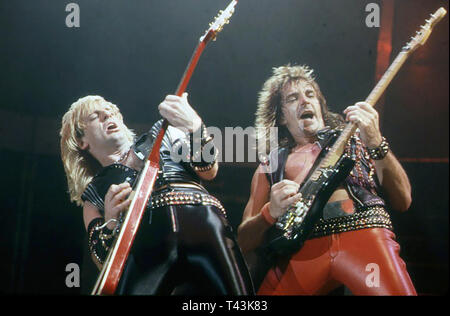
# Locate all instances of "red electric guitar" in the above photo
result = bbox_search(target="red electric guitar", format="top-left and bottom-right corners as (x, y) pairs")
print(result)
(91, 0), (239, 295)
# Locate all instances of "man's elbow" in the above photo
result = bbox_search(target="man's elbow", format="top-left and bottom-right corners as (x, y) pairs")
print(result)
(401, 194), (412, 212)
(236, 225), (247, 253)
(198, 170), (217, 181)
(237, 224), (252, 254)
(392, 193), (412, 212)
(197, 162), (218, 181)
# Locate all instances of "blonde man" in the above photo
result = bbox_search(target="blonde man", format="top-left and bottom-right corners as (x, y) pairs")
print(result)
(60, 94), (253, 295)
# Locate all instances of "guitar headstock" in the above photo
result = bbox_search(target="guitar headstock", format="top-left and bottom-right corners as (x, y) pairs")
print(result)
(200, 0), (238, 43)
(403, 7), (447, 52)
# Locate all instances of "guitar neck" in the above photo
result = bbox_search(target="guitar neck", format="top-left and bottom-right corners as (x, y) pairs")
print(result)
(316, 49), (410, 172)
(366, 50), (409, 105)
(146, 0), (238, 155)
(149, 39), (209, 163)
(318, 6), (448, 170)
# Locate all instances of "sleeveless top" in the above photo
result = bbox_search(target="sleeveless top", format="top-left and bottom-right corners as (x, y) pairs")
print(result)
(81, 119), (202, 215)
(263, 127), (393, 238)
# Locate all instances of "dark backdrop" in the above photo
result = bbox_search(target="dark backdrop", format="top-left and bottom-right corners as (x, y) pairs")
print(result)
(0, 0), (448, 295)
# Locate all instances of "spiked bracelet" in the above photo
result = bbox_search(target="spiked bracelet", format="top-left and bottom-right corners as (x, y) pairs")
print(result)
(87, 218), (107, 264)
(367, 137), (389, 160)
(87, 217), (119, 265)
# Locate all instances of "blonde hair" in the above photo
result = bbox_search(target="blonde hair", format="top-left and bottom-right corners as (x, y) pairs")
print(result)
(59, 96), (136, 206)
(255, 64), (343, 155)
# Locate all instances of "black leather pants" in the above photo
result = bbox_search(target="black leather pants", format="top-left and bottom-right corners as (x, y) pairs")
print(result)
(116, 189), (254, 295)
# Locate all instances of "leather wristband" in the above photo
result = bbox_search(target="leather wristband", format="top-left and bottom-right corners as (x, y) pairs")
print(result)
(261, 203), (277, 226)
(368, 137), (390, 160)
(189, 122), (218, 169)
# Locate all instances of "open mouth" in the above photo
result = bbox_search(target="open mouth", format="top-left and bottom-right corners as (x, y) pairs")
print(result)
(106, 122), (119, 133)
(299, 110), (315, 120)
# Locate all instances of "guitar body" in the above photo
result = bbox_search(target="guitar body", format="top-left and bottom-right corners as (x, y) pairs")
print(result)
(263, 133), (355, 260)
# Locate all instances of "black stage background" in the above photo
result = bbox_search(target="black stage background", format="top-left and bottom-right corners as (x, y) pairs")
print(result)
(0, 0), (448, 295)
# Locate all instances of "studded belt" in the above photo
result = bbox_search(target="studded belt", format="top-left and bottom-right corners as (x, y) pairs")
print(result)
(149, 190), (227, 217)
(309, 206), (393, 239)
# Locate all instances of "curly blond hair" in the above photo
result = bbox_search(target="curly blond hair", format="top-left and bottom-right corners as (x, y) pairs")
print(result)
(255, 64), (344, 154)
(59, 96), (136, 206)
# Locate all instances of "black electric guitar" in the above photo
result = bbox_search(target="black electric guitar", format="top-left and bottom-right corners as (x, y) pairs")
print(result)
(263, 7), (447, 259)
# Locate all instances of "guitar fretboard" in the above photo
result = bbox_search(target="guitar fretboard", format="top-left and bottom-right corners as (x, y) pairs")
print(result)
(313, 7), (448, 173)
(310, 50), (410, 181)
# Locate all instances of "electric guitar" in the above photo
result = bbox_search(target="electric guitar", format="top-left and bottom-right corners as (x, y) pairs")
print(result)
(91, 0), (239, 295)
(264, 7), (447, 258)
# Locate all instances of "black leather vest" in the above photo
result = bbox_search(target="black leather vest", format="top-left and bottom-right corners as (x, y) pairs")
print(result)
(134, 119), (201, 188)
(81, 119), (202, 214)
(264, 127), (386, 211)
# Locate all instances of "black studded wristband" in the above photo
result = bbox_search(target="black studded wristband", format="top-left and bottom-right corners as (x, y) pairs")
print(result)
(367, 137), (390, 160)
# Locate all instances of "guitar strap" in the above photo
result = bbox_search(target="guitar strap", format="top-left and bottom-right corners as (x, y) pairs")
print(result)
(263, 147), (289, 187)
(263, 127), (337, 187)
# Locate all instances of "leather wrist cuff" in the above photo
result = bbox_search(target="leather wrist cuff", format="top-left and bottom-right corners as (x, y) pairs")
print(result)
(368, 137), (390, 160)
(189, 123), (218, 168)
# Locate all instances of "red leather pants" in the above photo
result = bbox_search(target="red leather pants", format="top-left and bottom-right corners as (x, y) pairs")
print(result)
(258, 228), (417, 295)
